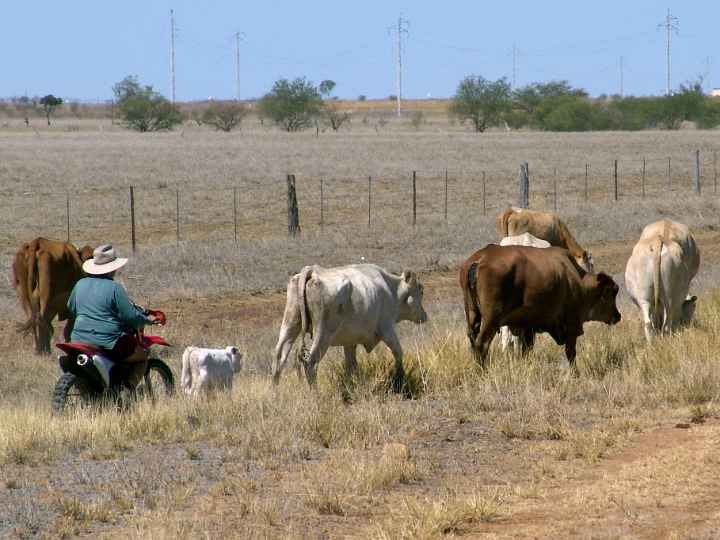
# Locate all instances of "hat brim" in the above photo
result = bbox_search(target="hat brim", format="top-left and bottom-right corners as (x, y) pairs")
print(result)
(82, 257), (128, 275)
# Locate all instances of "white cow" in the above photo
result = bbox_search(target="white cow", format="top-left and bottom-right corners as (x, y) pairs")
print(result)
(180, 346), (243, 396)
(272, 264), (428, 389)
(625, 219), (700, 342)
(498, 233), (551, 354)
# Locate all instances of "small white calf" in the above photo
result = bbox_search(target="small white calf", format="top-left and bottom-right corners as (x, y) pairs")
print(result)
(180, 346), (242, 396)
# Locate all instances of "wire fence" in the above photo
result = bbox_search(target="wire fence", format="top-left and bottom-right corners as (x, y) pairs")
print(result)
(3, 149), (717, 253)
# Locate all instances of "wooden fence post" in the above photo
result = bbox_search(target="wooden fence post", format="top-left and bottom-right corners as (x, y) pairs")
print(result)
(368, 176), (372, 227)
(412, 170), (417, 228)
(553, 168), (558, 212)
(667, 157), (671, 190)
(444, 169), (448, 223)
(584, 163), (589, 202)
(642, 158), (646, 198)
(482, 172), (486, 216)
(233, 187), (238, 244)
(693, 149), (701, 194)
(287, 174), (301, 237)
(129, 186), (136, 254)
(319, 178), (324, 231)
(66, 193), (70, 242)
(613, 160), (618, 202)
(175, 189), (180, 245)
(519, 162), (529, 208)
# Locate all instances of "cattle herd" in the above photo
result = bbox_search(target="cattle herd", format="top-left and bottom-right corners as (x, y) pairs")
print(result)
(12, 206), (700, 393)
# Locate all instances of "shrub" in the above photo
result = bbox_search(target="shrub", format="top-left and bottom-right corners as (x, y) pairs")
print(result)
(201, 102), (248, 132)
(449, 75), (512, 132)
(112, 75), (183, 132)
(257, 77), (323, 132)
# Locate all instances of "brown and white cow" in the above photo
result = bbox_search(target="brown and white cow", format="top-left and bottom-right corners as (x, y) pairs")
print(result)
(13, 238), (94, 354)
(625, 219), (700, 342)
(272, 264), (428, 390)
(496, 207), (594, 273)
(459, 244), (620, 365)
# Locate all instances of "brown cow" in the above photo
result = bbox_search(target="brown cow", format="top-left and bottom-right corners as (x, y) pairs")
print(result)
(13, 238), (94, 354)
(496, 207), (594, 273)
(459, 244), (620, 366)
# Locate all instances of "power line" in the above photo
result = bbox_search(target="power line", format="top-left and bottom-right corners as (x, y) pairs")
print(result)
(388, 15), (409, 117)
(170, 9), (177, 102)
(658, 8), (679, 96)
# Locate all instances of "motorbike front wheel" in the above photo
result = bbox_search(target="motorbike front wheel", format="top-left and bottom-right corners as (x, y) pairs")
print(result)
(51, 373), (96, 414)
(136, 358), (174, 402)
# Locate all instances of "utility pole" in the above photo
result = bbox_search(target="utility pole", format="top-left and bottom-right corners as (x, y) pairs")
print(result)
(512, 44), (518, 89)
(658, 8), (679, 97)
(234, 31), (245, 101)
(619, 55), (624, 97)
(389, 15), (409, 117)
(705, 56), (712, 92)
(170, 9), (177, 103)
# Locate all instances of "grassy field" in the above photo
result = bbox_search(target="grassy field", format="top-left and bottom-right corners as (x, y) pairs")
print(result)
(2, 122), (720, 538)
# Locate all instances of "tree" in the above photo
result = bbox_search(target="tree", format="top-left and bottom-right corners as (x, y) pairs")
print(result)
(201, 102), (249, 131)
(112, 75), (183, 132)
(257, 78), (324, 132)
(14, 96), (36, 127)
(39, 95), (63, 126)
(449, 76), (511, 132)
(319, 80), (336, 97)
(322, 103), (351, 131)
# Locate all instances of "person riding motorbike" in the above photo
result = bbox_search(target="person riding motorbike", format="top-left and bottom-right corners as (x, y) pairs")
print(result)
(66, 244), (159, 386)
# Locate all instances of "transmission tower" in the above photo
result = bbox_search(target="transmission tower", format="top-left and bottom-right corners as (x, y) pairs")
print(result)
(170, 9), (177, 102)
(235, 32), (245, 101)
(658, 8), (679, 96)
(388, 15), (409, 117)
(512, 44), (519, 89)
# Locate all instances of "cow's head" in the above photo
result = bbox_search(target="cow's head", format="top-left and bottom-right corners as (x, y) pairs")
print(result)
(577, 251), (594, 274)
(587, 272), (621, 325)
(398, 270), (428, 324)
(226, 346), (243, 373)
(680, 295), (698, 326)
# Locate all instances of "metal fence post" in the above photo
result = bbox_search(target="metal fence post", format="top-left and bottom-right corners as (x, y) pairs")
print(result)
(642, 158), (646, 198)
(613, 159), (618, 202)
(482, 172), (486, 216)
(320, 178), (324, 231)
(129, 186), (136, 253)
(412, 170), (417, 228)
(693, 149), (701, 194)
(444, 169), (448, 223)
(233, 187), (238, 243)
(368, 176), (372, 227)
(66, 193), (70, 242)
(175, 189), (180, 244)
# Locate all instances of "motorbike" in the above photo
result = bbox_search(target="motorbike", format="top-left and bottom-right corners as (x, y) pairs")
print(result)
(51, 309), (174, 414)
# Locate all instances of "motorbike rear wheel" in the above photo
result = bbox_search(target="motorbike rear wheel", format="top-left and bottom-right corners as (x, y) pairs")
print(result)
(136, 358), (174, 402)
(51, 373), (96, 414)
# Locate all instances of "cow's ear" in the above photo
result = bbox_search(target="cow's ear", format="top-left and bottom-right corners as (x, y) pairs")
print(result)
(597, 272), (618, 292)
(402, 270), (417, 286)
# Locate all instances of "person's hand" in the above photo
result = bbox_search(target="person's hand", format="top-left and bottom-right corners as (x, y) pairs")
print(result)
(147, 314), (160, 325)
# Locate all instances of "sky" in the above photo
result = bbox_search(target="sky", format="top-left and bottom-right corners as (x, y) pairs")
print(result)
(2, 0), (718, 102)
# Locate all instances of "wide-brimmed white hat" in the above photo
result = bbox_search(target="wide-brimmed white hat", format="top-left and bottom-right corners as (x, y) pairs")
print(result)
(82, 244), (128, 275)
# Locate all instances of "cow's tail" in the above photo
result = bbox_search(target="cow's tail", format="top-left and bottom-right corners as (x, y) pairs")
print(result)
(652, 233), (665, 332)
(497, 208), (515, 239)
(180, 348), (193, 393)
(464, 262), (481, 340)
(297, 266), (314, 363)
(16, 248), (38, 336)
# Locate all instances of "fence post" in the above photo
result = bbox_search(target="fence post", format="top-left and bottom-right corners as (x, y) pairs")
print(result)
(444, 169), (448, 223)
(368, 176), (372, 227)
(412, 170), (417, 228)
(287, 174), (301, 237)
(714, 150), (718, 194)
(319, 178), (324, 231)
(519, 162), (529, 208)
(66, 193), (70, 242)
(553, 168), (558, 212)
(667, 157), (671, 190)
(482, 172), (486, 216)
(613, 159), (618, 202)
(693, 149), (701, 194)
(233, 187), (238, 244)
(584, 163), (589, 202)
(175, 189), (180, 245)
(642, 158), (646, 198)
(129, 186), (136, 254)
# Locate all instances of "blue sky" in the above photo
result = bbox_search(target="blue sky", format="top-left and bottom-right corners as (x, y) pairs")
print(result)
(2, 1), (718, 101)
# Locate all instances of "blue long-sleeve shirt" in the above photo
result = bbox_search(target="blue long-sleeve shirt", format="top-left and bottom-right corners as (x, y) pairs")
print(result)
(67, 276), (151, 350)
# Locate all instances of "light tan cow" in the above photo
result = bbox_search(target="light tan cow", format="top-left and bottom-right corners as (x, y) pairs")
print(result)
(496, 207), (594, 273)
(498, 233), (551, 354)
(625, 219), (700, 342)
